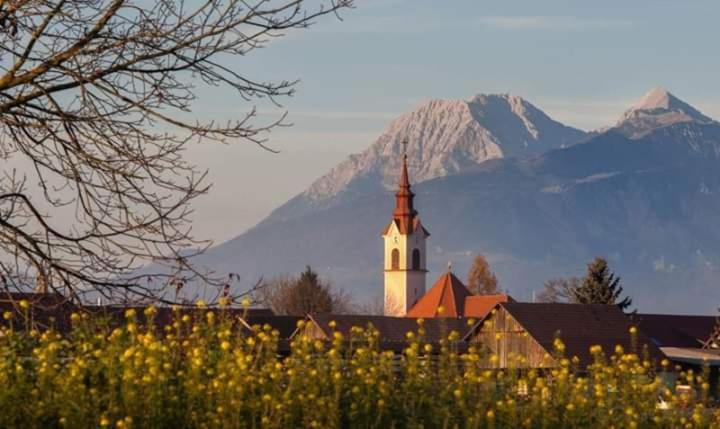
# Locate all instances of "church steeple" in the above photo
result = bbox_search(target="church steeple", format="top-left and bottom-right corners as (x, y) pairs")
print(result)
(382, 138), (429, 316)
(392, 141), (417, 234)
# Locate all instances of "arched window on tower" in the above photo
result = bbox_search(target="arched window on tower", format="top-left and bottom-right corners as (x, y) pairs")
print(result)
(391, 248), (400, 270)
(412, 248), (421, 270)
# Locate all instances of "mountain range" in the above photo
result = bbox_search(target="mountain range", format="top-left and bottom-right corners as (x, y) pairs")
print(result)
(185, 87), (720, 314)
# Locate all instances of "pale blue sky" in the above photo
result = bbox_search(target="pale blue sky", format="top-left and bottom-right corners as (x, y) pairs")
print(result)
(186, 0), (720, 243)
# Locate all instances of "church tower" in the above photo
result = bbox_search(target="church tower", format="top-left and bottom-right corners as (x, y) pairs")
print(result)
(382, 140), (429, 316)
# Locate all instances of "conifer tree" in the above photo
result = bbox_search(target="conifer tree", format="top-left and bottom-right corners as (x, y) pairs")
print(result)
(571, 257), (632, 311)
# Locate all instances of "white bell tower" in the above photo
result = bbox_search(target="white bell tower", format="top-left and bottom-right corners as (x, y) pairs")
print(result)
(382, 139), (429, 316)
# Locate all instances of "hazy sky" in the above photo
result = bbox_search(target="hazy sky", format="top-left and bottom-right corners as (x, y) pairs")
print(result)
(185, 0), (720, 244)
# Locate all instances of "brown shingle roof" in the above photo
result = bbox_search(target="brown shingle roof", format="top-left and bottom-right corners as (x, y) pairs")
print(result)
(0, 292), (77, 332)
(241, 315), (302, 340)
(307, 314), (472, 352)
(484, 303), (666, 368)
(632, 313), (717, 348)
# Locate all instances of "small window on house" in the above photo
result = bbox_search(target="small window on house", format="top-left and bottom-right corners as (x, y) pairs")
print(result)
(391, 248), (400, 270)
(412, 248), (421, 270)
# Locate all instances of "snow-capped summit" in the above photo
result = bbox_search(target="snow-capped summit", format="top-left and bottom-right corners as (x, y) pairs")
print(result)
(304, 94), (587, 202)
(615, 87), (715, 138)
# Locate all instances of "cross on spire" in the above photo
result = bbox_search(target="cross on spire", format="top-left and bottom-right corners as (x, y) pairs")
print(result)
(401, 138), (409, 158)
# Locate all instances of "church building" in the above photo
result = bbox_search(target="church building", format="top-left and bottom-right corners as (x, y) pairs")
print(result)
(382, 141), (510, 318)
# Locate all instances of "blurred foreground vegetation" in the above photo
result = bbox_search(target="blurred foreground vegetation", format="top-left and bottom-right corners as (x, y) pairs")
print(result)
(0, 303), (717, 429)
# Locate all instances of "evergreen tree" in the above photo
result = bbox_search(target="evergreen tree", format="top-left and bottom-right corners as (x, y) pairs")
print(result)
(571, 257), (632, 311)
(467, 255), (500, 295)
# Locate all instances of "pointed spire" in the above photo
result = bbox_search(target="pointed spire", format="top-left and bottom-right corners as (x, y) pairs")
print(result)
(393, 138), (417, 233)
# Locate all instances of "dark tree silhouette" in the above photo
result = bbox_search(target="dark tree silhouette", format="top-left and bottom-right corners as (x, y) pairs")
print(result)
(571, 257), (632, 311)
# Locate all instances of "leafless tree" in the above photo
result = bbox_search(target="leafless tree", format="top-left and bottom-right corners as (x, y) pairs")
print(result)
(0, 0), (353, 304)
(536, 277), (581, 303)
(256, 267), (351, 316)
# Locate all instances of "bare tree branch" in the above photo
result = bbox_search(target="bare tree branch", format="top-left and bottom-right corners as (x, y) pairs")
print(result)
(0, 0), (353, 303)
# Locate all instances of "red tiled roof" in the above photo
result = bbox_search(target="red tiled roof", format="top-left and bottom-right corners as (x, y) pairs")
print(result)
(407, 273), (513, 319)
(464, 294), (514, 318)
(407, 272), (471, 318)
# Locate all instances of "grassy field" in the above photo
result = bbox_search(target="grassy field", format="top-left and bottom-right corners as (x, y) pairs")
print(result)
(0, 303), (717, 428)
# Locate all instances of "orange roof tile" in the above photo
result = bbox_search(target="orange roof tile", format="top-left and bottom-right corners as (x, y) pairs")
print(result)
(407, 272), (471, 318)
(464, 294), (514, 319)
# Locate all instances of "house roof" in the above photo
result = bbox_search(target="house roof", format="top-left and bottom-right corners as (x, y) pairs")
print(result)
(305, 314), (472, 352)
(632, 313), (717, 348)
(407, 273), (512, 319)
(476, 302), (666, 367)
(0, 292), (279, 335)
(241, 315), (302, 340)
(407, 272), (471, 318)
(0, 292), (78, 332)
(660, 347), (720, 366)
(464, 294), (514, 318)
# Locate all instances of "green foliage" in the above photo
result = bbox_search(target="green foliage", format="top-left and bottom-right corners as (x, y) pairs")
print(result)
(571, 257), (633, 311)
(0, 306), (716, 428)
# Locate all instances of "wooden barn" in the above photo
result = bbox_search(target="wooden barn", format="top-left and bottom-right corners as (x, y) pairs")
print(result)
(465, 302), (666, 369)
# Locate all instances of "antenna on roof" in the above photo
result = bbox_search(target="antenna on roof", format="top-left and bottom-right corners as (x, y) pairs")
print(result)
(447, 261), (452, 272)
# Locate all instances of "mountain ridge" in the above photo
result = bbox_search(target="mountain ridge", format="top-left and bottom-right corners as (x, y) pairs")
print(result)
(303, 94), (587, 204)
(172, 88), (720, 314)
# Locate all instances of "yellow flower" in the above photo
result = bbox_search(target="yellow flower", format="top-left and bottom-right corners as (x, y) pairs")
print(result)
(221, 341), (231, 351)
(144, 306), (157, 317)
(124, 308), (136, 319)
(18, 299), (30, 310)
(629, 326), (637, 335)
(3, 311), (12, 320)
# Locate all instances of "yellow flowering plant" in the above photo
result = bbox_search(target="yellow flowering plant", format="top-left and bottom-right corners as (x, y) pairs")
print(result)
(0, 309), (717, 428)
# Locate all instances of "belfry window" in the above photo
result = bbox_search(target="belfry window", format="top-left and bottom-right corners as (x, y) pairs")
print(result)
(391, 248), (400, 270)
(412, 249), (421, 270)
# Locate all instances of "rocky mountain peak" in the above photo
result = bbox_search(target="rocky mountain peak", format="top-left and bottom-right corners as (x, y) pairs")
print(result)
(303, 94), (587, 202)
(615, 88), (715, 138)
